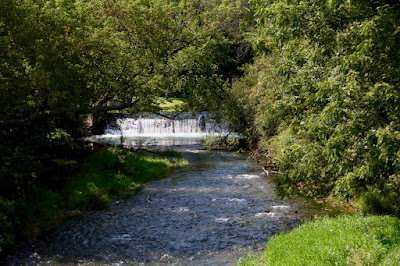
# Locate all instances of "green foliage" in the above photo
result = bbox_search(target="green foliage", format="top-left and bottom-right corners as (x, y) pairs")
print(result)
(381, 245), (400, 266)
(156, 97), (186, 112)
(233, 0), (400, 213)
(0, 197), (15, 250)
(17, 188), (64, 238)
(202, 135), (240, 150)
(357, 190), (396, 215)
(1, 0), (248, 128)
(238, 215), (400, 265)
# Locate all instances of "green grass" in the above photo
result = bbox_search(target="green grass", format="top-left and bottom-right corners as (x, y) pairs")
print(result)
(237, 215), (400, 266)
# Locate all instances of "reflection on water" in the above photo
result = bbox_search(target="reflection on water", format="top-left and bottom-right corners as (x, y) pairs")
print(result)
(89, 135), (206, 148)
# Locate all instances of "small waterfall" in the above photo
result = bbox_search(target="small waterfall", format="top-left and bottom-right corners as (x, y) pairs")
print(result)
(103, 112), (229, 137)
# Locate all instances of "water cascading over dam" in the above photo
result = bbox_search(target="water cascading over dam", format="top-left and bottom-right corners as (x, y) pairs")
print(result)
(103, 112), (228, 137)
(96, 112), (231, 146)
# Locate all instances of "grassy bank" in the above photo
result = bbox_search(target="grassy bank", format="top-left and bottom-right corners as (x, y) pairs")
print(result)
(63, 146), (187, 212)
(238, 215), (400, 265)
(1, 146), (187, 252)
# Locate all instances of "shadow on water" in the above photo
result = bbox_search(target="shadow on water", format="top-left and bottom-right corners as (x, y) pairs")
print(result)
(3, 148), (301, 265)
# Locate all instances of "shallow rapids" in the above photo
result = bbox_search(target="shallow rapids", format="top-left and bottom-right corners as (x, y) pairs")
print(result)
(4, 149), (300, 265)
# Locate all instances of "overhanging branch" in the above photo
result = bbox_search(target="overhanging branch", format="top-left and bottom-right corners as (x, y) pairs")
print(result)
(92, 101), (139, 112)
(0, 101), (140, 129)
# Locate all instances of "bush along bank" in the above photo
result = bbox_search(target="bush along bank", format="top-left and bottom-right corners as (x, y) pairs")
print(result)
(237, 215), (400, 266)
(0, 146), (188, 253)
(202, 135), (248, 151)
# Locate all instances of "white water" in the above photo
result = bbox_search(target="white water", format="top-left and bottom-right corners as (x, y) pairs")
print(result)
(102, 112), (229, 138)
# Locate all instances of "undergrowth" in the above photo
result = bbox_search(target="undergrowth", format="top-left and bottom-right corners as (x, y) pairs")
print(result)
(237, 215), (400, 266)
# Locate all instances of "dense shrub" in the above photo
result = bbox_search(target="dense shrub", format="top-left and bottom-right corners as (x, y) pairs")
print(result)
(233, 0), (400, 214)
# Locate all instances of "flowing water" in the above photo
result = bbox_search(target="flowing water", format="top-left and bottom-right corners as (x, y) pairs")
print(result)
(3, 113), (301, 265)
(102, 112), (230, 138)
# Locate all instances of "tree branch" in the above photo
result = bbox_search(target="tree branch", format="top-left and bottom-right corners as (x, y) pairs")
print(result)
(92, 101), (139, 112)
(0, 100), (140, 129)
(155, 112), (180, 120)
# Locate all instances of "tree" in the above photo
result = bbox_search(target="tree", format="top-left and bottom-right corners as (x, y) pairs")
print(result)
(236, 0), (400, 214)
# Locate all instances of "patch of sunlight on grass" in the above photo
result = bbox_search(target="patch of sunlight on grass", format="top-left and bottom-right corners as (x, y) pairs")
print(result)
(237, 215), (400, 266)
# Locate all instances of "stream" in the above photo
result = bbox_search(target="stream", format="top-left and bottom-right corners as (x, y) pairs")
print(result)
(3, 145), (300, 265)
